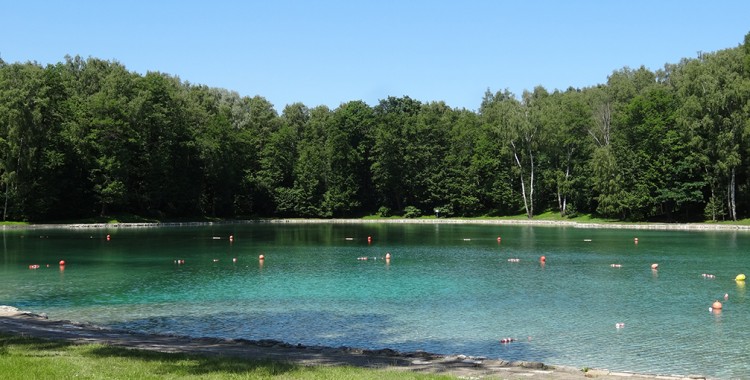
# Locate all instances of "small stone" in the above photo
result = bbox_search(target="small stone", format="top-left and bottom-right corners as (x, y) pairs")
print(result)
(517, 361), (546, 369)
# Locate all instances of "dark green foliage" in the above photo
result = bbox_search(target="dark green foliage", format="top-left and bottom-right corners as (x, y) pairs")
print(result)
(1, 33), (750, 222)
(403, 205), (422, 218)
(377, 206), (391, 217)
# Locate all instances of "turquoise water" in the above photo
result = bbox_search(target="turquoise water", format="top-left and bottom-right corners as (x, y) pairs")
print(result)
(2, 223), (749, 378)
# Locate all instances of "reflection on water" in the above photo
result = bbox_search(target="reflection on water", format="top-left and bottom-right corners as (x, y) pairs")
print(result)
(1, 223), (749, 378)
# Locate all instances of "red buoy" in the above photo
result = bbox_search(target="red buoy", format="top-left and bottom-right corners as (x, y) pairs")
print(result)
(59, 260), (66, 266)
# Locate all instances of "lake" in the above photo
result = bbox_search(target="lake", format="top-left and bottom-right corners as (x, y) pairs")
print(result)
(1, 222), (748, 378)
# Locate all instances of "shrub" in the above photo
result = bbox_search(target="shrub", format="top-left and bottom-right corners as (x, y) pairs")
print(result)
(377, 206), (391, 217)
(403, 206), (421, 218)
(436, 204), (454, 218)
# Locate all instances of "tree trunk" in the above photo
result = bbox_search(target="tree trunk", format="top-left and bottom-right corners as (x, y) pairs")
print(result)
(2, 181), (8, 221)
(590, 102), (612, 147)
(558, 150), (572, 217)
(528, 149), (535, 219)
(511, 141), (533, 219)
(729, 168), (737, 221)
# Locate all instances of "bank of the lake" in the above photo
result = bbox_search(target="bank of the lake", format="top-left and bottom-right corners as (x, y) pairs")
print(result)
(0, 307), (703, 380)
(3, 217), (750, 232)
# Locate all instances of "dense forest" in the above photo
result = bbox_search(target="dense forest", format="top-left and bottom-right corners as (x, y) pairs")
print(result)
(1, 33), (750, 222)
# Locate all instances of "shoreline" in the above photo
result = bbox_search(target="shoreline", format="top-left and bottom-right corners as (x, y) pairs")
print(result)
(2, 217), (750, 232)
(0, 306), (708, 380)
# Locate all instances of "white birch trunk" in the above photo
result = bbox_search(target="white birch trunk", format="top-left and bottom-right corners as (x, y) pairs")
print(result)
(729, 168), (737, 221)
(511, 141), (531, 219)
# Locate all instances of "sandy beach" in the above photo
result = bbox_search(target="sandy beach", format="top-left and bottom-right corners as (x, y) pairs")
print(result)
(0, 306), (707, 379)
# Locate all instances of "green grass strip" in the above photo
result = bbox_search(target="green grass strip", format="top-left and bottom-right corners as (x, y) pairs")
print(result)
(0, 334), (454, 380)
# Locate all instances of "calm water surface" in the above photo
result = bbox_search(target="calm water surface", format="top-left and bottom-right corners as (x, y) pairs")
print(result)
(2, 223), (749, 378)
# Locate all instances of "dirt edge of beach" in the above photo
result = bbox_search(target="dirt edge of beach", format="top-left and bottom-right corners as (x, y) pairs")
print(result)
(0, 306), (707, 380)
(2, 217), (750, 232)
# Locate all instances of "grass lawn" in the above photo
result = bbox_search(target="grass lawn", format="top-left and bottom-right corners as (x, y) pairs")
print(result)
(0, 334), (454, 380)
(0, 221), (29, 226)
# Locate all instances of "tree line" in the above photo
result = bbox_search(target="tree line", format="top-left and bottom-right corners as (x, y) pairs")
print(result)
(1, 33), (749, 222)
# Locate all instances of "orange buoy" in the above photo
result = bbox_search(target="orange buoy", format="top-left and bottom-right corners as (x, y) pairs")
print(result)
(634, 237), (639, 244)
(497, 237), (502, 243)
(367, 236), (372, 244)
(712, 300), (723, 310)
(540, 256), (546, 263)
(385, 252), (391, 260)
(106, 234), (111, 241)
(651, 263), (658, 270)
(259, 254), (265, 260)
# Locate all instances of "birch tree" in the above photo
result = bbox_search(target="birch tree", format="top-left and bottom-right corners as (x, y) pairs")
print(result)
(481, 88), (543, 219)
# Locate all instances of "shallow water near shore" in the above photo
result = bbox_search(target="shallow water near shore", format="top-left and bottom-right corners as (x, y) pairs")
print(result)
(2, 223), (749, 378)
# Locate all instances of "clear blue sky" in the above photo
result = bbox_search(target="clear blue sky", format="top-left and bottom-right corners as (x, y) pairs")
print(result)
(3, 0), (749, 111)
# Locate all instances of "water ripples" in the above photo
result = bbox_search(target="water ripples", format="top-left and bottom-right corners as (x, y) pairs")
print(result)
(3, 224), (750, 378)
